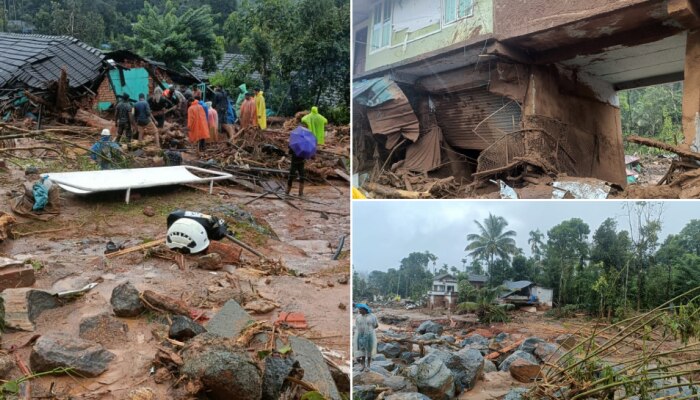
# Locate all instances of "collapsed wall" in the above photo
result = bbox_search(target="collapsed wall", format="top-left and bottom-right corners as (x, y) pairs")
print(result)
(353, 58), (627, 189)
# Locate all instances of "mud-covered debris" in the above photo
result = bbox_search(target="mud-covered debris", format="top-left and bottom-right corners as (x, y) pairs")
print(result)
(337, 275), (349, 285)
(0, 354), (14, 378)
(244, 299), (278, 314)
(0, 257), (35, 291)
(141, 289), (190, 316)
(0, 212), (16, 241)
(30, 333), (115, 377)
(338, 302), (346, 310)
(142, 206), (156, 217)
(206, 299), (254, 339)
(169, 315), (207, 341)
(262, 356), (299, 400)
(181, 333), (263, 400)
(193, 253), (223, 270)
(207, 240), (242, 264)
(110, 281), (145, 317)
(1, 288), (60, 331)
(126, 387), (156, 400)
(79, 312), (129, 347)
(241, 258), (289, 276)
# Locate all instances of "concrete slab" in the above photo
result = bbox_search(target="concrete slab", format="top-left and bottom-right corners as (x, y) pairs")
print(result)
(0, 257), (35, 291)
(205, 299), (253, 339)
(288, 336), (341, 400)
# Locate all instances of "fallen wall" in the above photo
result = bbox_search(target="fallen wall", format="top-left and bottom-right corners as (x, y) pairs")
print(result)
(521, 65), (626, 185)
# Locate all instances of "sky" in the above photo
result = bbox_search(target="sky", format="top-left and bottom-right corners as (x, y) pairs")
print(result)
(352, 200), (697, 274)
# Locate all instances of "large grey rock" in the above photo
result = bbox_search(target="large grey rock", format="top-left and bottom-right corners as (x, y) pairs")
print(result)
(518, 337), (546, 354)
(373, 358), (396, 371)
(378, 341), (402, 358)
(30, 333), (115, 377)
(78, 312), (129, 346)
(416, 333), (438, 341)
(407, 353), (456, 400)
(0, 354), (14, 378)
(460, 334), (489, 348)
(440, 336), (456, 344)
(489, 332), (509, 350)
(262, 356), (298, 400)
(483, 359), (497, 373)
(430, 348), (484, 392)
(503, 387), (530, 400)
(353, 385), (379, 400)
(289, 336), (341, 400)
(380, 314), (409, 325)
(401, 351), (420, 363)
(416, 321), (443, 335)
(534, 342), (563, 362)
(110, 282), (144, 317)
(385, 393), (432, 400)
(206, 299), (253, 339)
(499, 350), (539, 372)
(181, 334), (262, 400)
(383, 375), (418, 392)
(169, 315), (206, 341)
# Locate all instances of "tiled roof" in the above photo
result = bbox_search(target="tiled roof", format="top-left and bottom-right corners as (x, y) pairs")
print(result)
(191, 53), (259, 81)
(0, 33), (104, 89)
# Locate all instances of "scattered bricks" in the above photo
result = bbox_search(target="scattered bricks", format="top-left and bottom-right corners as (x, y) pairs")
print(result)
(0, 257), (35, 291)
(275, 312), (308, 329)
(206, 240), (242, 264)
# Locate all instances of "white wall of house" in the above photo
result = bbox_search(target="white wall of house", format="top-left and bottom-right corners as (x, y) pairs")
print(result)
(533, 286), (553, 307)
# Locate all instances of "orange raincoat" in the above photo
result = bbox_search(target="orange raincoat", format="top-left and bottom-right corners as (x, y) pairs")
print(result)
(187, 101), (210, 142)
(240, 98), (258, 129)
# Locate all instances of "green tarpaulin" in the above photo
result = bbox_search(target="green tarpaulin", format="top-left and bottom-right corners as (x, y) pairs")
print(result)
(109, 68), (150, 101)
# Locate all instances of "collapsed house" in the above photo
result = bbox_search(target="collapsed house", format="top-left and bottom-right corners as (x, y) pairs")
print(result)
(352, 0), (700, 198)
(500, 280), (553, 308)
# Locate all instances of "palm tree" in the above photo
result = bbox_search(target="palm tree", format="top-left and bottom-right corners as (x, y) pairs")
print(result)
(465, 214), (518, 277)
(528, 229), (545, 261)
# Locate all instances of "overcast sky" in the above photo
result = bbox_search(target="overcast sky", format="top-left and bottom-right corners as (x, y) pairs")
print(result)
(352, 201), (697, 274)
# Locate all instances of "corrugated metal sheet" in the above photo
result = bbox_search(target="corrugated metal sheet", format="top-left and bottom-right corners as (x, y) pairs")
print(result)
(434, 87), (522, 151)
(0, 33), (104, 89)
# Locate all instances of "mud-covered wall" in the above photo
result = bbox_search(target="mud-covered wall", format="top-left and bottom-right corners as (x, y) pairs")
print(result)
(494, 0), (654, 39)
(522, 65), (627, 186)
(364, 0), (494, 72)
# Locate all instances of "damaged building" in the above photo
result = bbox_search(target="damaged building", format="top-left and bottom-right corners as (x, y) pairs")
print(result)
(352, 0), (700, 198)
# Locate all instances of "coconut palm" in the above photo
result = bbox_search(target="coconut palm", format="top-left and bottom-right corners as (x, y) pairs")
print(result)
(465, 214), (518, 277)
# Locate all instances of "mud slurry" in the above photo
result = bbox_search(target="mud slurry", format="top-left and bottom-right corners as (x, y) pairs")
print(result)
(0, 170), (350, 399)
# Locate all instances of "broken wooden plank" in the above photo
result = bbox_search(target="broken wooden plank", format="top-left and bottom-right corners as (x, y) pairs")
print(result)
(334, 168), (350, 182)
(105, 239), (165, 259)
(626, 135), (700, 161)
(363, 182), (432, 199)
(485, 338), (525, 360)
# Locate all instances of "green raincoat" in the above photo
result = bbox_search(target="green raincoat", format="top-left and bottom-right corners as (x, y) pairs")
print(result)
(301, 106), (328, 145)
(235, 83), (247, 116)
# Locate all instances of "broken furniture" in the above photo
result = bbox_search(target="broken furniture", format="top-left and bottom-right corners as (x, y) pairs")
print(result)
(43, 166), (232, 204)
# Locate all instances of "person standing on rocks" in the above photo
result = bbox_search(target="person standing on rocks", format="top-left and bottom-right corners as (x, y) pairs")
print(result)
(354, 303), (378, 371)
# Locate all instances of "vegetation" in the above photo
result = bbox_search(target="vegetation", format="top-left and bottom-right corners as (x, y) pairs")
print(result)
(354, 203), (700, 323)
(0, 0), (349, 117)
(457, 286), (509, 324)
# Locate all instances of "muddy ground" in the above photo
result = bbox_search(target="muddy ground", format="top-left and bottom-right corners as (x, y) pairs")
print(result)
(0, 166), (350, 399)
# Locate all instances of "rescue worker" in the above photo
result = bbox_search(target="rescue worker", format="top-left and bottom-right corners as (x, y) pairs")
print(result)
(239, 92), (258, 130)
(301, 106), (328, 146)
(287, 141), (306, 197)
(206, 101), (219, 142)
(187, 95), (209, 152)
(134, 93), (161, 146)
(114, 93), (134, 143)
(90, 129), (123, 170)
(254, 87), (266, 129)
(149, 87), (168, 128)
(213, 86), (228, 131)
(235, 83), (247, 116)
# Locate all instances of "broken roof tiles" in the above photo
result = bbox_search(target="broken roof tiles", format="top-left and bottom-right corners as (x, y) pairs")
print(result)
(0, 33), (104, 89)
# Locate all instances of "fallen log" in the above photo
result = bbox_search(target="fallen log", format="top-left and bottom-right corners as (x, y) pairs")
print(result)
(105, 239), (165, 259)
(140, 290), (190, 316)
(363, 182), (432, 199)
(626, 135), (700, 161)
(485, 338), (525, 360)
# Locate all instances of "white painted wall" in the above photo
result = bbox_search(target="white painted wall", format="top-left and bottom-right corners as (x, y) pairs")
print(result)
(533, 286), (553, 307)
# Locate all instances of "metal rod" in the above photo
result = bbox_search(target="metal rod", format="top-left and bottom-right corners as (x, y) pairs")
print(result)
(224, 234), (264, 258)
(332, 235), (346, 260)
(126, 187), (131, 204)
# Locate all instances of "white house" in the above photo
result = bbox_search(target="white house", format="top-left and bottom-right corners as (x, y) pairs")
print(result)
(428, 273), (459, 310)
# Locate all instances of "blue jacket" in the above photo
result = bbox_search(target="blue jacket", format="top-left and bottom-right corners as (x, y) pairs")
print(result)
(90, 137), (122, 169)
(199, 100), (209, 120)
(226, 98), (237, 124)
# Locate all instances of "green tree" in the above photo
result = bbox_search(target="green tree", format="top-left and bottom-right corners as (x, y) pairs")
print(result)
(624, 202), (662, 311)
(543, 218), (590, 307)
(125, 1), (223, 71)
(511, 255), (536, 282)
(457, 286), (509, 323)
(34, 1), (106, 46)
(465, 213), (518, 279)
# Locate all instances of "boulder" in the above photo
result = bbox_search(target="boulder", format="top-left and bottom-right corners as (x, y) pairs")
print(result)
(288, 336), (341, 400)
(407, 353), (456, 400)
(78, 312), (129, 346)
(489, 332), (510, 351)
(169, 315), (207, 341)
(385, 394), (432, 400)
(353, 385), (379, 400)
(206, 299), (253, 339)
(30, 333), (115, 377)
(262, 356), (298, 400)
(534, 342), (563, 362)
(503, 387), (530, 400)
(378, 341), (402, 358)
(509, 358), (541, 383)
(181, 334), (262, 400)
(440, 336), (456, 344)
(483, 359), (497, 373)
(0, 354), (14, 378)
(110, 282), (145, 317)
(460, 334), (489, 348)
(416, 333), (438, 341)
(499, 350), (539, 372)
(518, 337), (546, 354)
(430, 348), (484, 392)
(555, 334), (577, 350)
(416, 321), (443, 335)
(401, 351), (420, 363)
(383, 375), (418, 393)
(372, 358), (396, 371)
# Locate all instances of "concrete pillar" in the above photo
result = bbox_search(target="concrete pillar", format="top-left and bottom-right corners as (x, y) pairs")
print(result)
(683, 29), (700, 150)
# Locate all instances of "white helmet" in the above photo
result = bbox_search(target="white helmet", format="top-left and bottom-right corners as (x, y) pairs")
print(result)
(101, 128), (111, 136)
(166, 218), (209, 254)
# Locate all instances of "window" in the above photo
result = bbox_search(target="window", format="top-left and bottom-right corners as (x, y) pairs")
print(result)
(444, 0), (474, 25)
(370, 0), (392, 52)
